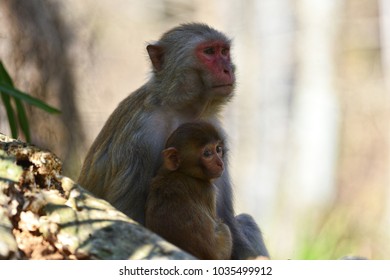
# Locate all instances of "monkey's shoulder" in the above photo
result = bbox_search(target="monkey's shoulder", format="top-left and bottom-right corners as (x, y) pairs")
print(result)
(116, 83), (172, 115)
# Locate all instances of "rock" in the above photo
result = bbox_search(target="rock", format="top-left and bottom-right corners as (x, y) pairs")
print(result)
(0, 133), (194, 260)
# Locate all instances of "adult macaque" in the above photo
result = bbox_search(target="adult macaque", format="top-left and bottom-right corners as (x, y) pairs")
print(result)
(145, 122), (232, 260)
(78, 23), (269, 259)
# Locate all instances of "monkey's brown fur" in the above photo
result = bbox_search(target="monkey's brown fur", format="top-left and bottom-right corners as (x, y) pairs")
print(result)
(78, 23), (269, 259)
(146, 122), (232, 260)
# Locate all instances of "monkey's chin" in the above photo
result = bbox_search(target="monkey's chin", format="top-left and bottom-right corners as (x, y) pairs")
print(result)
(211, 85), (234, 97)
(209, 170), (224, 179)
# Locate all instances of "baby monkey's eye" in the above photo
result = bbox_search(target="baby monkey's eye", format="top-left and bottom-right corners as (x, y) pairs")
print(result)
(203, 149), (213, 157)
(216, 145), (224, 155)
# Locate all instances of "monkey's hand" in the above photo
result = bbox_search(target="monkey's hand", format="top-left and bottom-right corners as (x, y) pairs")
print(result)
(214, 219), (233, 259)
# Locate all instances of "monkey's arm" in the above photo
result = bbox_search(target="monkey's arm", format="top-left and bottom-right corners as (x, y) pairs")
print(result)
(215, 169), (270, 259)
(78, 93), (165, 224)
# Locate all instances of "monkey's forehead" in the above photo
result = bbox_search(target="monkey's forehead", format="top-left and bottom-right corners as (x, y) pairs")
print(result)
(158, 23), (232, 46)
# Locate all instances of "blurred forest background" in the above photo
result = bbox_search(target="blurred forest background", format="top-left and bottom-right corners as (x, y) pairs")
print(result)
(1, 0), (390, 260)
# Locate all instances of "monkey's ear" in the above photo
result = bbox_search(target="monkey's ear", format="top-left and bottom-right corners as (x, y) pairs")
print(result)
(162, 147), (180, 171)
(147, 44), (164, 72)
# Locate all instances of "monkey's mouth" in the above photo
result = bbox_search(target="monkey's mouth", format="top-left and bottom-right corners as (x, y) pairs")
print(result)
(212, 84), (234, 96)
(212, 84), (233, 88)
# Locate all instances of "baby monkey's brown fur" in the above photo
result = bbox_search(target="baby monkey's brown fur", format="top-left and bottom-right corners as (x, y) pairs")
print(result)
(146, 122), (232, 259)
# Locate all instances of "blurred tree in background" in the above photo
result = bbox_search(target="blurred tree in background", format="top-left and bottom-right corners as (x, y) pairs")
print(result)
(0, 0), (86, 177)
(1, 0), (389, 259)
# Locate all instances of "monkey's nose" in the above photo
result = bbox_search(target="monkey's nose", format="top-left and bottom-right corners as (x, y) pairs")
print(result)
(220, 60), (233, 78)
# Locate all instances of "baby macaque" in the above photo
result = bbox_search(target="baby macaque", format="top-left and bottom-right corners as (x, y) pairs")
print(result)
(145, 121), (232, 260)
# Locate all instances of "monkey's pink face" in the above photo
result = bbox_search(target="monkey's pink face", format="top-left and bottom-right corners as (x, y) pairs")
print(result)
(200, 142), (225, 179)
(196, 40), (235, 96)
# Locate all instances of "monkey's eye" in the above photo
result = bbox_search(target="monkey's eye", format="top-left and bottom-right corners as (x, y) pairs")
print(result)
(203, 149), (213, 158)
(221, 48), (229, 56)
(203, 47), (216, 55)
(216, 145), (224, 155)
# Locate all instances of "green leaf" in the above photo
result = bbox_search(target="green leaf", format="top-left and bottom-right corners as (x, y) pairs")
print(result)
(0, 83), (61, 114)
(0, 60), (60, 141)
(0, 92), (18, 138)
(14, 98), (31, 142)
(0, 61), (18, 138)
(0, 61), (14, 86)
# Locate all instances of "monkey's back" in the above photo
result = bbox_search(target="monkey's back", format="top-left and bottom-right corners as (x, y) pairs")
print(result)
(78, 85), (165, 222)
